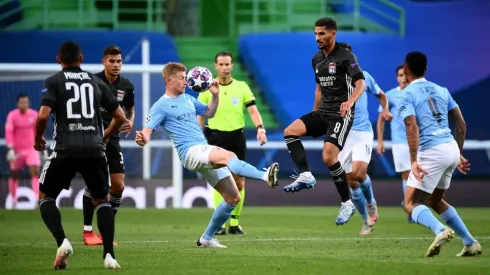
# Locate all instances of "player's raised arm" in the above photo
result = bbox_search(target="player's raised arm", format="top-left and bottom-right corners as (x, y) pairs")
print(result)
(196, 91), (210, 130)
(136, 103), (165, 147)
(201, 80), (220, 118)
(340, 52), (366, 117)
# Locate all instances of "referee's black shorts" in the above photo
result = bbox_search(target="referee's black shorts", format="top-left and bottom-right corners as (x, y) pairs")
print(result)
(206, 128), (247, 161)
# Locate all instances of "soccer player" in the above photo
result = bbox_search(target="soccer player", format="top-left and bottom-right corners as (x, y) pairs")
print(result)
(376, 65), (414, 223)
(398, 51), (481, 257)
(197, 51), (268, 235)
(135, 62), (279, 248)
(82, 45), (135, 246)
(282, 18), (366, 225)
(337, 42), (392, 233)
(35, 41), (125, 269)
(5, 94), (40, 208)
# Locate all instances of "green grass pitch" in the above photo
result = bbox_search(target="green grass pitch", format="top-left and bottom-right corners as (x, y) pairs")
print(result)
(0, 207), (489, 274)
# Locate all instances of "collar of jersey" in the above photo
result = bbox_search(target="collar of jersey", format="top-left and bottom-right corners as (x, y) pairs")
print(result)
(410, 78), (427, 85)
(98, 70), (120, 84)
(62, 66), (82, 71)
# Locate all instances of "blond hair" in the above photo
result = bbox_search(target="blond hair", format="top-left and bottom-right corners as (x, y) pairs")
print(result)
(162, 62), (187, 82)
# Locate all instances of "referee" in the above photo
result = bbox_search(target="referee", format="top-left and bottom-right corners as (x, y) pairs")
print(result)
(197, 51), (267, 235)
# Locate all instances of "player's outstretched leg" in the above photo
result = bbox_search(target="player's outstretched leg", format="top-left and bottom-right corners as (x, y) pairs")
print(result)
(283, 120), (316, 192)
(39, 196), (73, 269)
(208, 146), (279, 188)
(429, 189), (481, 257)
(82, 189), (102, 246)
(197, 173), (239, 248)
(404, 187), (455, 257)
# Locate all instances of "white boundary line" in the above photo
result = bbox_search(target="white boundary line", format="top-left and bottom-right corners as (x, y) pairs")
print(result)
(1, 236), (489, 246)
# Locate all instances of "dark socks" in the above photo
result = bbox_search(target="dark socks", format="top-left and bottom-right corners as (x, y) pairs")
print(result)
(39, 198), (66, 247)
(83, 189), (95, 227)
(329, 161), (350, 202)
(96, 202), (116, 259)
(284, 135), (310, 173)
(109, 193), (122, 216)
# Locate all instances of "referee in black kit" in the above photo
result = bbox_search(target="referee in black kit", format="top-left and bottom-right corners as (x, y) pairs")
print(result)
(282, 17), (367, 226)
(34, 41), (125, 269)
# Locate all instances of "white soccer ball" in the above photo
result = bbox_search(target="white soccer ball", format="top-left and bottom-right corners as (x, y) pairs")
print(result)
(186, 66), (213, 93)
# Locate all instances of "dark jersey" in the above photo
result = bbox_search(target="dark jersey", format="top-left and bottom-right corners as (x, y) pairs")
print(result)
(41, 66), (119, 158)
(312, 42), (365, 117)
(95, 71), (135, 141)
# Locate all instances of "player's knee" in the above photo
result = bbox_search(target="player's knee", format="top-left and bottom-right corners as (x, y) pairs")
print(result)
(350, 170), (367, 182)
(110, 180), (125, 195)
(226, 193), (241, 206)
(234, 176), (245, 191)
(321, 153), (337, 167)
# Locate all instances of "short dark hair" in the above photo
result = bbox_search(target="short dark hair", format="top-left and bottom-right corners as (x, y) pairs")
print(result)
(103, 45), (122, 57)
(214, 51), (233, 63)
(339, 42), (352, 52)
(396, 65), (404, 75)
(58, 41), (82, 65)
(17, 93), (28, 102)
(315, 17), (337, 30)
(405, 51), (427, 77)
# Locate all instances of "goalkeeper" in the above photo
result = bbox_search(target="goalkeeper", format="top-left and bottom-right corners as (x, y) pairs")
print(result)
(197, 51), (267, 235)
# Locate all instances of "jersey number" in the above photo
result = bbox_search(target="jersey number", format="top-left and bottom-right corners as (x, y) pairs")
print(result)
(65, 82), (95, 119)
(427, 97), (442, 123)
(333, 122), (341, 133)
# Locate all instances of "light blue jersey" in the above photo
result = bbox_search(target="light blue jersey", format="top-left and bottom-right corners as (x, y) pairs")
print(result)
(397, 78), (458, 150)
(145, 93), (208, 162)
(378, 87), (408, 144)
(351, 71), (382, 132)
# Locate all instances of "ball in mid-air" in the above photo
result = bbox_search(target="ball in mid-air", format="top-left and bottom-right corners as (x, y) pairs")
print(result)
(186, 66), (213, 93)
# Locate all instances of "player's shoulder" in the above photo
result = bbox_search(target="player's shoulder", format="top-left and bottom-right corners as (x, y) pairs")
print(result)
(362, 70), (373, 80)
(94, 71), (105, 78)
(312, 50), (324, 65)
(231, 78), (250, 89)
(119, 75), (134, 88)
(337, 46), (356, 60)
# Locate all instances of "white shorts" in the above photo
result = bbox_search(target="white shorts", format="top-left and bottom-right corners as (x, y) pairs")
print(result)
(184, 144), (231, 186)
(339, 130), (373, 174)
(392, 143), (411, 172)
(407, 140), (460, 194)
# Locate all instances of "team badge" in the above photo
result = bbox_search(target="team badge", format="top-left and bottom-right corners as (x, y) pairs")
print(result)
(328, 62), (336, 74)
(117, 90), (125, 102)
(231, 97), (239, 106)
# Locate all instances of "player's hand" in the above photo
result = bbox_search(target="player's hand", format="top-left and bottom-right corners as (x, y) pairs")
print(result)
(135, 130), (148, 146)
(257, 130), (267, 146)
(457, 155), (470, 175)
(208, 80), (220, 96)
(34, 136), (46, 151)
(376, 142), (385, 155)
(340, 100), (354, 117)
(411, 161), (428, 183)
(381, 110), (393, 122)
(120, 119), (133, 137)
(6, 148), (16, 161)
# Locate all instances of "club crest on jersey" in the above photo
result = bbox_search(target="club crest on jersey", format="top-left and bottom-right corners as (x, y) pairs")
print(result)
(328, 62), (336, 74)
(117, 90), (125, 102)
(231, 97), (239, 106)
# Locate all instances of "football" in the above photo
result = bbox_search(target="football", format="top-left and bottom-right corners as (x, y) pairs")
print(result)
(186, 66), (213, 93)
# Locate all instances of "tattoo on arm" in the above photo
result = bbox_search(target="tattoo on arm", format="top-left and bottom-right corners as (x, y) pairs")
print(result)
(404, 116), (419, 163)
(450, 108), (466, 152)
